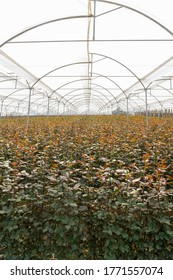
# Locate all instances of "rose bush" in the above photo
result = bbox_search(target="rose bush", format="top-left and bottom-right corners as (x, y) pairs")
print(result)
(0, 115), (173, 259)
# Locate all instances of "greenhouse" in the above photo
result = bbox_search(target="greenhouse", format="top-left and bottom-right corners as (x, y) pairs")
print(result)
(0, 0), (173, 119)
(0, 0), (173, 260)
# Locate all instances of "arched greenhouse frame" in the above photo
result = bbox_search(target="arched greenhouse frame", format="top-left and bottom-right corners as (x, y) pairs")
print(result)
(0, 0), (173, 125)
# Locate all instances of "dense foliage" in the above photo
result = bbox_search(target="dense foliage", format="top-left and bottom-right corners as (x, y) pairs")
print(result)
(0, 115), (173, 259)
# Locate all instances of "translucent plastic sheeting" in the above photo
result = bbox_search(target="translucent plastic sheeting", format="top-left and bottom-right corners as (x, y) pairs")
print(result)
(0, 0), (173, 116)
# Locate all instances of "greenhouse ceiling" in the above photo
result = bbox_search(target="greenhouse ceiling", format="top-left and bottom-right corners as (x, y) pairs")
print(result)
(0, 0), (173, 116)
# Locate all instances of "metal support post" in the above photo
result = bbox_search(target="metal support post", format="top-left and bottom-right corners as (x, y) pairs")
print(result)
(26, 87), (32, 131)
(126, 97), (129, 116)
(145, 88), (149, 127)
(57, 100), (60, 115)
(93, 0), (96, 40)
(63, 103), (65, 115)
(47, 96), (50, 116)
(17, 103), (20, 116)
(0, 99), (4, 117)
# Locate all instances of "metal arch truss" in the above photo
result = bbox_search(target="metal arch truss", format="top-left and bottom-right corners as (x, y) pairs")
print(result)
(92, 0), (173, 37)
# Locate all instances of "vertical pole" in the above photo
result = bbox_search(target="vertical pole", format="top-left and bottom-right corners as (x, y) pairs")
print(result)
(5, 106), (8, 117)
(145, 88), (149, 127)
(47, 96), (50, 116)
(17, 103), (20, 117)
(93, 0), (96, 40)
(37, 105), (39, 115)
(15, 76), (18, 89)
(68, 105), (70, 115)
(126, 97), (129, 124)
(105, 106), (107, 115)
(109, 104), (112, 115)
(111, 103), (113, 114)
(160, 103), (163, 118)
(57, 100), (60, 115)
(126, 97), (129, 116)
(0, 99), (4, 117)
(26, 87), (32, 132)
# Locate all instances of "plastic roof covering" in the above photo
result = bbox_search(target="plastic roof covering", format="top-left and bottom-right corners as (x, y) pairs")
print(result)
(0, 0), (173, 116)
